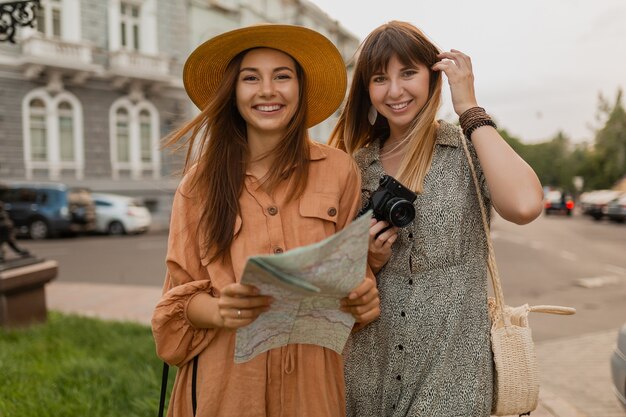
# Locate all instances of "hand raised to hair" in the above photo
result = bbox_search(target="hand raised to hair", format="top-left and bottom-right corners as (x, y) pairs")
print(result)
(216, 283), (273, 330)
(367, 218), (399, 274)
(431, 49), (479, 116)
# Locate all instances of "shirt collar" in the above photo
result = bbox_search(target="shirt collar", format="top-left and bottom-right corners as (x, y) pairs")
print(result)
(434, 120), (461, 148)
(244, 140), (327, 179)
(308, 141), (328, 161)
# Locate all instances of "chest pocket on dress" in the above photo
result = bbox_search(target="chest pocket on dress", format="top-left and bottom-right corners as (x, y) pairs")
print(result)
(299, 193), (339, 242)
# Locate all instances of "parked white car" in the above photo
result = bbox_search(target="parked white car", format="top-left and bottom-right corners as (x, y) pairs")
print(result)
(92, 193), (151, 235)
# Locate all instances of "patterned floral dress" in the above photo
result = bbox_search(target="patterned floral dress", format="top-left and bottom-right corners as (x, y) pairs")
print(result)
(344, 121), (493, 417)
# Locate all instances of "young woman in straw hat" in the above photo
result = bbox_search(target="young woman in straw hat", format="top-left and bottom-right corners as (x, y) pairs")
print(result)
(151, 24), (380, 417)
(330, 21), (543, 416)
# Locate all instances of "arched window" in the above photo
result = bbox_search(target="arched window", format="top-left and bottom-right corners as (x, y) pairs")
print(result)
(29, 99), (47, 161)
(116, 107), (131, 163)
(110, 98), (160, 179)
(22, 89), (84, 180)
(139, 109), (152, 163)
(58, 101), (74, 161)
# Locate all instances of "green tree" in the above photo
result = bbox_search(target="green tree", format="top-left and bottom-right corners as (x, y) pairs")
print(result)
(501, 129), (573, 189)
(592, 89), (626, 188)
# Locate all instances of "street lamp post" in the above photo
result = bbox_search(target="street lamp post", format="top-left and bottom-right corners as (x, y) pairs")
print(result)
(0, 0), (40, 43)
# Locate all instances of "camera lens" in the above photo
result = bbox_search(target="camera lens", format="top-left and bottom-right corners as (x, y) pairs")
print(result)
(385, 198), (415, 228)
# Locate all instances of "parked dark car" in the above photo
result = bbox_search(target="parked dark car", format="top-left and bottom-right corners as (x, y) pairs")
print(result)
(0, 182), (96, 239)
(611, 323), (626, 411)
(543, 190), (575, 216)
(607, 194), (626, 223)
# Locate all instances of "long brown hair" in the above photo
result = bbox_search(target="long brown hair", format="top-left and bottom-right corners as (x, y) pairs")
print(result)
(329, 21), (443, 193)
(166, 48), (310, 263)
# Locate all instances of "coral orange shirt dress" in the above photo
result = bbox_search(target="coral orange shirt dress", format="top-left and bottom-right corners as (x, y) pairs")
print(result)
(152, 142), (364, 417)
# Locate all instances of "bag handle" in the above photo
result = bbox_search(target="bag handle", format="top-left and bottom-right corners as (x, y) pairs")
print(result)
(158, 356), (199, 417)
(459, 135), (575, 327)
(529, 305), (576, 315)
(158, 362), (169, 417)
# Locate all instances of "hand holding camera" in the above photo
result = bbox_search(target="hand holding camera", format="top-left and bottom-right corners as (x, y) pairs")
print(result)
(359, 175), (417, 228)
(359, 175), (417, 273)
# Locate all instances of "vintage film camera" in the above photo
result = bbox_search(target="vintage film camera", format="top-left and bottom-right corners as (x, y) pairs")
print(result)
(359, 175), (417, 228)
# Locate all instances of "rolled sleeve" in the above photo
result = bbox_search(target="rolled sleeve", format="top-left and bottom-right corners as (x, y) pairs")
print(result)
(152, 277), (216, 366)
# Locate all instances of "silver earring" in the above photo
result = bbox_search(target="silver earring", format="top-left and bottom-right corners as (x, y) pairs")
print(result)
(368, 105), (378, 125)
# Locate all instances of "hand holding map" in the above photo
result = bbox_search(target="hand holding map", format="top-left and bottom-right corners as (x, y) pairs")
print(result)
(234, 212), (371, 363)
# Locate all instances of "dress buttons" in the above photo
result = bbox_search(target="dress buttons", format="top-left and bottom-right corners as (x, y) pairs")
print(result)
(396, 375), (401, 381)
(400, 311), (406, 317)
(273, 247), (284, 254)
(398, 344), (404, 350)
(327, 207), (337, 216)
(408, 232), (413, 239)
(408, 279), (413, 285)
(267, 206), (278, 216)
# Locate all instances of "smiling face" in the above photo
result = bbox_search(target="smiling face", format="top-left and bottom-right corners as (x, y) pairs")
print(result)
(368, 54), (431, 140)
(235, 48), (300, 140)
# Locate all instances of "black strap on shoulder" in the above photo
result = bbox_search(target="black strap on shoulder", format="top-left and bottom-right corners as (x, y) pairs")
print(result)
(158, 362), (169, 417)
(192, 355), (199, 416)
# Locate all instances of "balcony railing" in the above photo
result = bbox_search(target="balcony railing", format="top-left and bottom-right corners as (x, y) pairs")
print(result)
(109, 49), (170, 81)
(22, 34), (94, 67)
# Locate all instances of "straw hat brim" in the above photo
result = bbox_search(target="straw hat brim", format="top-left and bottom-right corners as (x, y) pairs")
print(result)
(183, 24), (348, 128)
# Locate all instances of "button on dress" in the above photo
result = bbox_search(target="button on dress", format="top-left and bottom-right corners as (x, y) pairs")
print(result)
(344, 121), (494, 417)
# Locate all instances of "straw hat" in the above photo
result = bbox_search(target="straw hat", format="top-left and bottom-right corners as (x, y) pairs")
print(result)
(183, 24), (348, 128)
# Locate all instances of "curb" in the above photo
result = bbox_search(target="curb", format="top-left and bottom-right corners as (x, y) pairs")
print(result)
(538, 389), (587, 417)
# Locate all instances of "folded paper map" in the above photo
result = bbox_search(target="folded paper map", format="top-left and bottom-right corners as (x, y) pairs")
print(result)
(234, 212), (371, 363)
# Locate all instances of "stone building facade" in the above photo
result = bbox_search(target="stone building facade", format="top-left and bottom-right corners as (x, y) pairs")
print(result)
(0, 0), (359, 229)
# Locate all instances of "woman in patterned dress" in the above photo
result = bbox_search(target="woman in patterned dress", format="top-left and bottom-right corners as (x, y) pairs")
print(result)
(330, 21), (543, 416)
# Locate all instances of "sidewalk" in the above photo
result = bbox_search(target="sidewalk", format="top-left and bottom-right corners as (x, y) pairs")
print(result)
(45, 281), (599, 417)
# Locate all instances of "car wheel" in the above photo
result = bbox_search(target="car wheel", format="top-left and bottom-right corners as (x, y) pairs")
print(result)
(107, 221), (125, 235)
(29, 219), (49, 240)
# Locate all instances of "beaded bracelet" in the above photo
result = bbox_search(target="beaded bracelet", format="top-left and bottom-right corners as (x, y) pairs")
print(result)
(464, 119), (497, 139)
(459, 106), (497, 140)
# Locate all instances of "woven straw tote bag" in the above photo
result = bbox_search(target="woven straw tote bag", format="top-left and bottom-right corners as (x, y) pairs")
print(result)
(460, 135), (576, 416)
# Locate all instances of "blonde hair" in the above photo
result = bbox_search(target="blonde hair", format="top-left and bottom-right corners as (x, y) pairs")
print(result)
(329, 21), (443, 193)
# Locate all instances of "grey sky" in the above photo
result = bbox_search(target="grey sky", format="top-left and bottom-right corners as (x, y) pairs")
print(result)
(309, 0), (625, 143)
